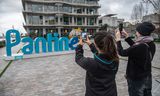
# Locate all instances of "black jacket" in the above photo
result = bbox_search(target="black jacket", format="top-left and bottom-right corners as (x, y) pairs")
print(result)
(75, 43), (119, 96)
(117, 37), (156, 80)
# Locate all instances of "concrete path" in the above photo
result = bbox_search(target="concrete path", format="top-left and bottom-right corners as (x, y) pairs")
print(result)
(0, 42), (160, 96)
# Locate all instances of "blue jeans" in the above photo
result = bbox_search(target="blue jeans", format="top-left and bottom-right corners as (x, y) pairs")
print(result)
(127, 76), (152, 96)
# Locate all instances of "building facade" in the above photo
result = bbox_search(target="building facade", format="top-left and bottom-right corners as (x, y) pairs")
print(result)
(22, 0), (100, 37)
(142, 13), (160, 28)
(99, 15), (124, 27)
(99, 14), (124, 32)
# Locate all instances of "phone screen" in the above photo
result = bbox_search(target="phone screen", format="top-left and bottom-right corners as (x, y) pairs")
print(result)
(82, 32), (87, 40)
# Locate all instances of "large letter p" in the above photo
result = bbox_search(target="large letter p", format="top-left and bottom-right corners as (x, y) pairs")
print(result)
(6, 29), (21, 56)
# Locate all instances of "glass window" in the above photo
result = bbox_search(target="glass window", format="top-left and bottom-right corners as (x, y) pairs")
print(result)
(28, 15), (43, 25)
(45, 16), (56, 25)
(28, 15), (32, 24)
(63, 6), (72, 13)
(77, 17), (83, 25)
(73, 0), (85, 4)
(27, 4), (32, 11)
(55, 6), (58, 11)
(44, 5), (58, 12)
(59, 6), (63, 12)
(63, 17), (69, 25)
(86, 0), (98, 5)
(32, 4), (43, 12)
(74, 7), (85, 14)
(32, 16), (40, 24)
(87, 8), (97, 14)
(64, 0), (72, 3)
(89, 18), (94, 25)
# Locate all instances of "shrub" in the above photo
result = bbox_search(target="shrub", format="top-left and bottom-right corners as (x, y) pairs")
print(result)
(0, 40), (5, 48)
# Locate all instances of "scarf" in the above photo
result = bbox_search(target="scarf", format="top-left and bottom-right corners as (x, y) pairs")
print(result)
(134, 36), (154, 46)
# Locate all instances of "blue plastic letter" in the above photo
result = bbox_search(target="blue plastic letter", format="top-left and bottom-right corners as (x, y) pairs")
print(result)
(69, 37), (79, 50)
(34, 37), (47, 53)
(47, 33), (59, 52)
(6, 29), (21, 56)
(21, 37), (33, 54)
(59, 37), (69, 51)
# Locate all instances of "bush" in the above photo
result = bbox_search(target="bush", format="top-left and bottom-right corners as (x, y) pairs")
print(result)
(0, 41), (5, 48)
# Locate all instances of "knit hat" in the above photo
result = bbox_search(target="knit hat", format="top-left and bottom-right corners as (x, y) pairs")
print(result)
(136, 22), (155, 36)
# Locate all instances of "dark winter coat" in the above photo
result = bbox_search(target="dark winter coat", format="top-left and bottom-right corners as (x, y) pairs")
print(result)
(75, 43), (119, 96)
(117, 37), (156, 80)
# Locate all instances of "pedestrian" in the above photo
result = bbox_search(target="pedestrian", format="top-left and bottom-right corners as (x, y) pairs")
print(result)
(75, 32), (119, 96)
(115, 22), (156, 96)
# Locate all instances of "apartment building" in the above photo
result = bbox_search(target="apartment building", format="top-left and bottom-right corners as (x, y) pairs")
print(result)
(22, 0), (100, 37)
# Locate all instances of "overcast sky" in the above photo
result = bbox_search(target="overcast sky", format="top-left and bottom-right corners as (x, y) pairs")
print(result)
(0, 0), (148, 33)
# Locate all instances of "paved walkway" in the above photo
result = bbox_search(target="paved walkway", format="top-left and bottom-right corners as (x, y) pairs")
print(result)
(0, 42), (160, 96)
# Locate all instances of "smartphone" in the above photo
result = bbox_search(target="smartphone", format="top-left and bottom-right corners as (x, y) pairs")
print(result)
(119, 23), (123, 34)
(81, 32), (87, 40)
(119, 23), (126, 38)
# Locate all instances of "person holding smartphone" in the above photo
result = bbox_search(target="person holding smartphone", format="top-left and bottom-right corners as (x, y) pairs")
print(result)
(115, 22), (156, 96)
(75, 32), (119, 96)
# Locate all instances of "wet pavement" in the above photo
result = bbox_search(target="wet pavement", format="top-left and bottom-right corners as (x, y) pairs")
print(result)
(0, 42), (160, 96)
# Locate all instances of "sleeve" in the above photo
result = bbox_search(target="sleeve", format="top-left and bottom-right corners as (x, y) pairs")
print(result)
(117, 41), (136, 57)
(125, 37), (135, 46)
(89, 43), (98, 54)
(75, 45), (96, 71)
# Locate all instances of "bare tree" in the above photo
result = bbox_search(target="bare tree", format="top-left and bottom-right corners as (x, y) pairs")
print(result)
(143, 0), (160, 13)
(154, 0), (160, 13)
(142, 0), (160, 37)
(131, 3), (145, 23)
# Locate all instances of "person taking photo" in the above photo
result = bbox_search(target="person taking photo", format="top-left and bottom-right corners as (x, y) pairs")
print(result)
(75, 32), (119, 96)
(115, 22), (156, 96)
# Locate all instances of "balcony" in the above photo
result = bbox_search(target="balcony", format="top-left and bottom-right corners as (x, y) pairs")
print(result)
(23, 0), (100, 7)
(24, 20), (99, 27)
(24, 24), (100, 28)
(22, 10), (100, 17)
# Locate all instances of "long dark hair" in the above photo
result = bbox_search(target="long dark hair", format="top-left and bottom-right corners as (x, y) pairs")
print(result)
(94, 32), (119, 62)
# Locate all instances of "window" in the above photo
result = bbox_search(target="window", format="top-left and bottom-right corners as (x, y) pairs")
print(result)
(32, 16), (43, 24)
(28, 15), (33, 24)
(74, 7), (84, 14)
(27, 4), (32, 11)
(32, 4), (43, 12)
(87, 8), (97, 14)
(45, 16), (56, 25)
(44, 5), (58, 12)
(77, 17), (83, 25)
(28, 15), (43, 25)
(63, 6), (72, 13)
(63, 17), (69, 25)
(73, 0), (85, 4)
(89, 18), (95, 25)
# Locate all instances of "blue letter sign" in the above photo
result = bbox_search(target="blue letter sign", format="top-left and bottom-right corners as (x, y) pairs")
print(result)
(5, 29), (79, 57)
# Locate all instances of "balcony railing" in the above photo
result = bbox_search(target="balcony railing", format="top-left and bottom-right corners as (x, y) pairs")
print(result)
(23, 0), (100, 6)
(24, 24), (100, 28)
(23, 10), (99, 16)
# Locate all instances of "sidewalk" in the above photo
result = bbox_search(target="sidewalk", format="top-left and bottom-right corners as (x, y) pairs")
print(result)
(0, 43), (160, 96)
(152, 43), (160, 69)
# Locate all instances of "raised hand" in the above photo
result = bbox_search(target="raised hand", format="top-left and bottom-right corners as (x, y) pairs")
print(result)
(78, 36), (84, 46)
(85, 36), (92, 46)
(115, 29), (121, 41)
